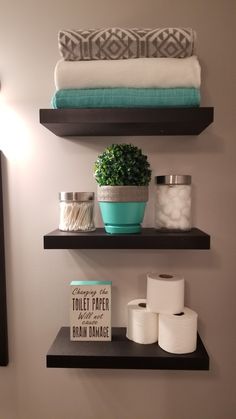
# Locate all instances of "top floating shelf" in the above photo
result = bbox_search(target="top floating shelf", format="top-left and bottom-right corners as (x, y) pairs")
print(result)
(39, 107), (214, 137)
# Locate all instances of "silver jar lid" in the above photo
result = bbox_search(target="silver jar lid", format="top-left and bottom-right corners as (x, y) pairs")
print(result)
(155, 175), (191, 185)
(59, 192), (94, 202)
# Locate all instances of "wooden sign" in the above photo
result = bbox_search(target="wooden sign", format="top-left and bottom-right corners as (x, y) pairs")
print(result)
(70, 280), (112, 341)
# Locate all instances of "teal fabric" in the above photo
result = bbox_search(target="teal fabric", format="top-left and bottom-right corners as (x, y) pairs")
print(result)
(52, 88), (200, 109)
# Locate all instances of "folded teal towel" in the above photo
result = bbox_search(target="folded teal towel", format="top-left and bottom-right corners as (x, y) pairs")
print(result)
(52, 88), (200, 109)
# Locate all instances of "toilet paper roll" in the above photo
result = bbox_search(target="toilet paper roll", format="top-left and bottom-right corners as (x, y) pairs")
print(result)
(158, 307), (198, 354)
(147, 273), (184, 314)
(126, 299), (158, 344)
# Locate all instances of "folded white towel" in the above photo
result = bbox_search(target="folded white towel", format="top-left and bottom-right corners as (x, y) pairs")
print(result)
(54, 56), (201, 90)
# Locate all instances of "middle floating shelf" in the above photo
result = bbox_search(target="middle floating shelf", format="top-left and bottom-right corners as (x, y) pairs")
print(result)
(44, 228), (210, 250)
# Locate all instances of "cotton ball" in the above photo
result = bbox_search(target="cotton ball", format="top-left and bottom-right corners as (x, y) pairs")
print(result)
(155, 218), (165, 228)
(178, 186), (191, 199)
(167, 186), (178, 198)
(170, 208), (181, 221)
(162, 203), (173, 216)
(159, 195), (170, 207)
(155, 183), (192, 230)
(178, 216), (191, 230)
(185, 198), (191, 208)
(181, 205), (191, 217)
(155, 208), (173, 228)
(157, 188), (169, 206)
(172, 196), (184, 210)
(156, 210), (169, 224)
(166, 220), (181, 229)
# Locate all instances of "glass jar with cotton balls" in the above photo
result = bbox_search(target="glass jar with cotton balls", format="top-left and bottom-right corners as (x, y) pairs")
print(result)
(154, 175), (192, 230)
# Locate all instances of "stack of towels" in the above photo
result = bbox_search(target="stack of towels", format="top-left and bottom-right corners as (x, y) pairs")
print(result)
(52, 27), (201, 109)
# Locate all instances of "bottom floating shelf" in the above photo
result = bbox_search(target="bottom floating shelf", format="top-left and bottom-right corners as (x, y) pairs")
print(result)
(47, 327), (209, 370)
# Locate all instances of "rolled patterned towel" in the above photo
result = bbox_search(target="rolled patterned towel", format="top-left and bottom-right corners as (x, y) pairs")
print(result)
(51, 88), (200, 109)
(58, 27), (196, 61)
(54, 56), (201, 90)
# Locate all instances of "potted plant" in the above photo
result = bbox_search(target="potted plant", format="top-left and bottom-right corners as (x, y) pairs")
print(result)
(94, 143), (152, 234)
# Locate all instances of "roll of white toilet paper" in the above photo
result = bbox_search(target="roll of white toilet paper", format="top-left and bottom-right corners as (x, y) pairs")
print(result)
(147, 273), (184, 314)
(158, 307), (198, 354)
(126, 299), (158, 344)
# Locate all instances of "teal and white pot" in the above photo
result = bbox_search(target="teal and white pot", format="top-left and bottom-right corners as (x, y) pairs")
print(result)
(97, 186), (148, 234)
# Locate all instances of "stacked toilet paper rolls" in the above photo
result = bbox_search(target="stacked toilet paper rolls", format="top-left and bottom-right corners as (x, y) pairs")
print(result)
(126, 299), (159, 344)
(158, 307), (198, 354)
(147, 273), (184, 314)
(126, 272), (198, 354)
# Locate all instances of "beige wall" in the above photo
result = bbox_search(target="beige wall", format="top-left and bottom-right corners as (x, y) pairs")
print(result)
(0, 0), (236, 418)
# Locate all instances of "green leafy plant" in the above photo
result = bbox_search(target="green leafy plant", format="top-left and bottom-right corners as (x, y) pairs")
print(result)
(94, 144), (152, 186)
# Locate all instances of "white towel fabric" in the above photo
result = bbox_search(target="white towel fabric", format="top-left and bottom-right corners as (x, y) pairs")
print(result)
(54, 56), (201, 90)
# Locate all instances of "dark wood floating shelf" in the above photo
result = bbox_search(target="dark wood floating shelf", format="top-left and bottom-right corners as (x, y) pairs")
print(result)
(47, 327), (209, 370)
(44, 227), (210, 250)
(39, 107), (214, 137)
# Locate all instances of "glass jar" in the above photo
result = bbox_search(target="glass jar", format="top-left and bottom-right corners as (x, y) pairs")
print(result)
(155, 175), (192, 230)
(59, 192), (95, 232)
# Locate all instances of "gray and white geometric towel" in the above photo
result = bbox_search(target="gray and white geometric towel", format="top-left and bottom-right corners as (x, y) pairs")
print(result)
(58, 27), (196, 61)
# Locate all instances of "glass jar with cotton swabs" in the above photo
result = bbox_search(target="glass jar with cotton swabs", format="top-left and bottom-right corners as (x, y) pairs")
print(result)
(154, 175), (192, 231)
(59, 192), (95, 232)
